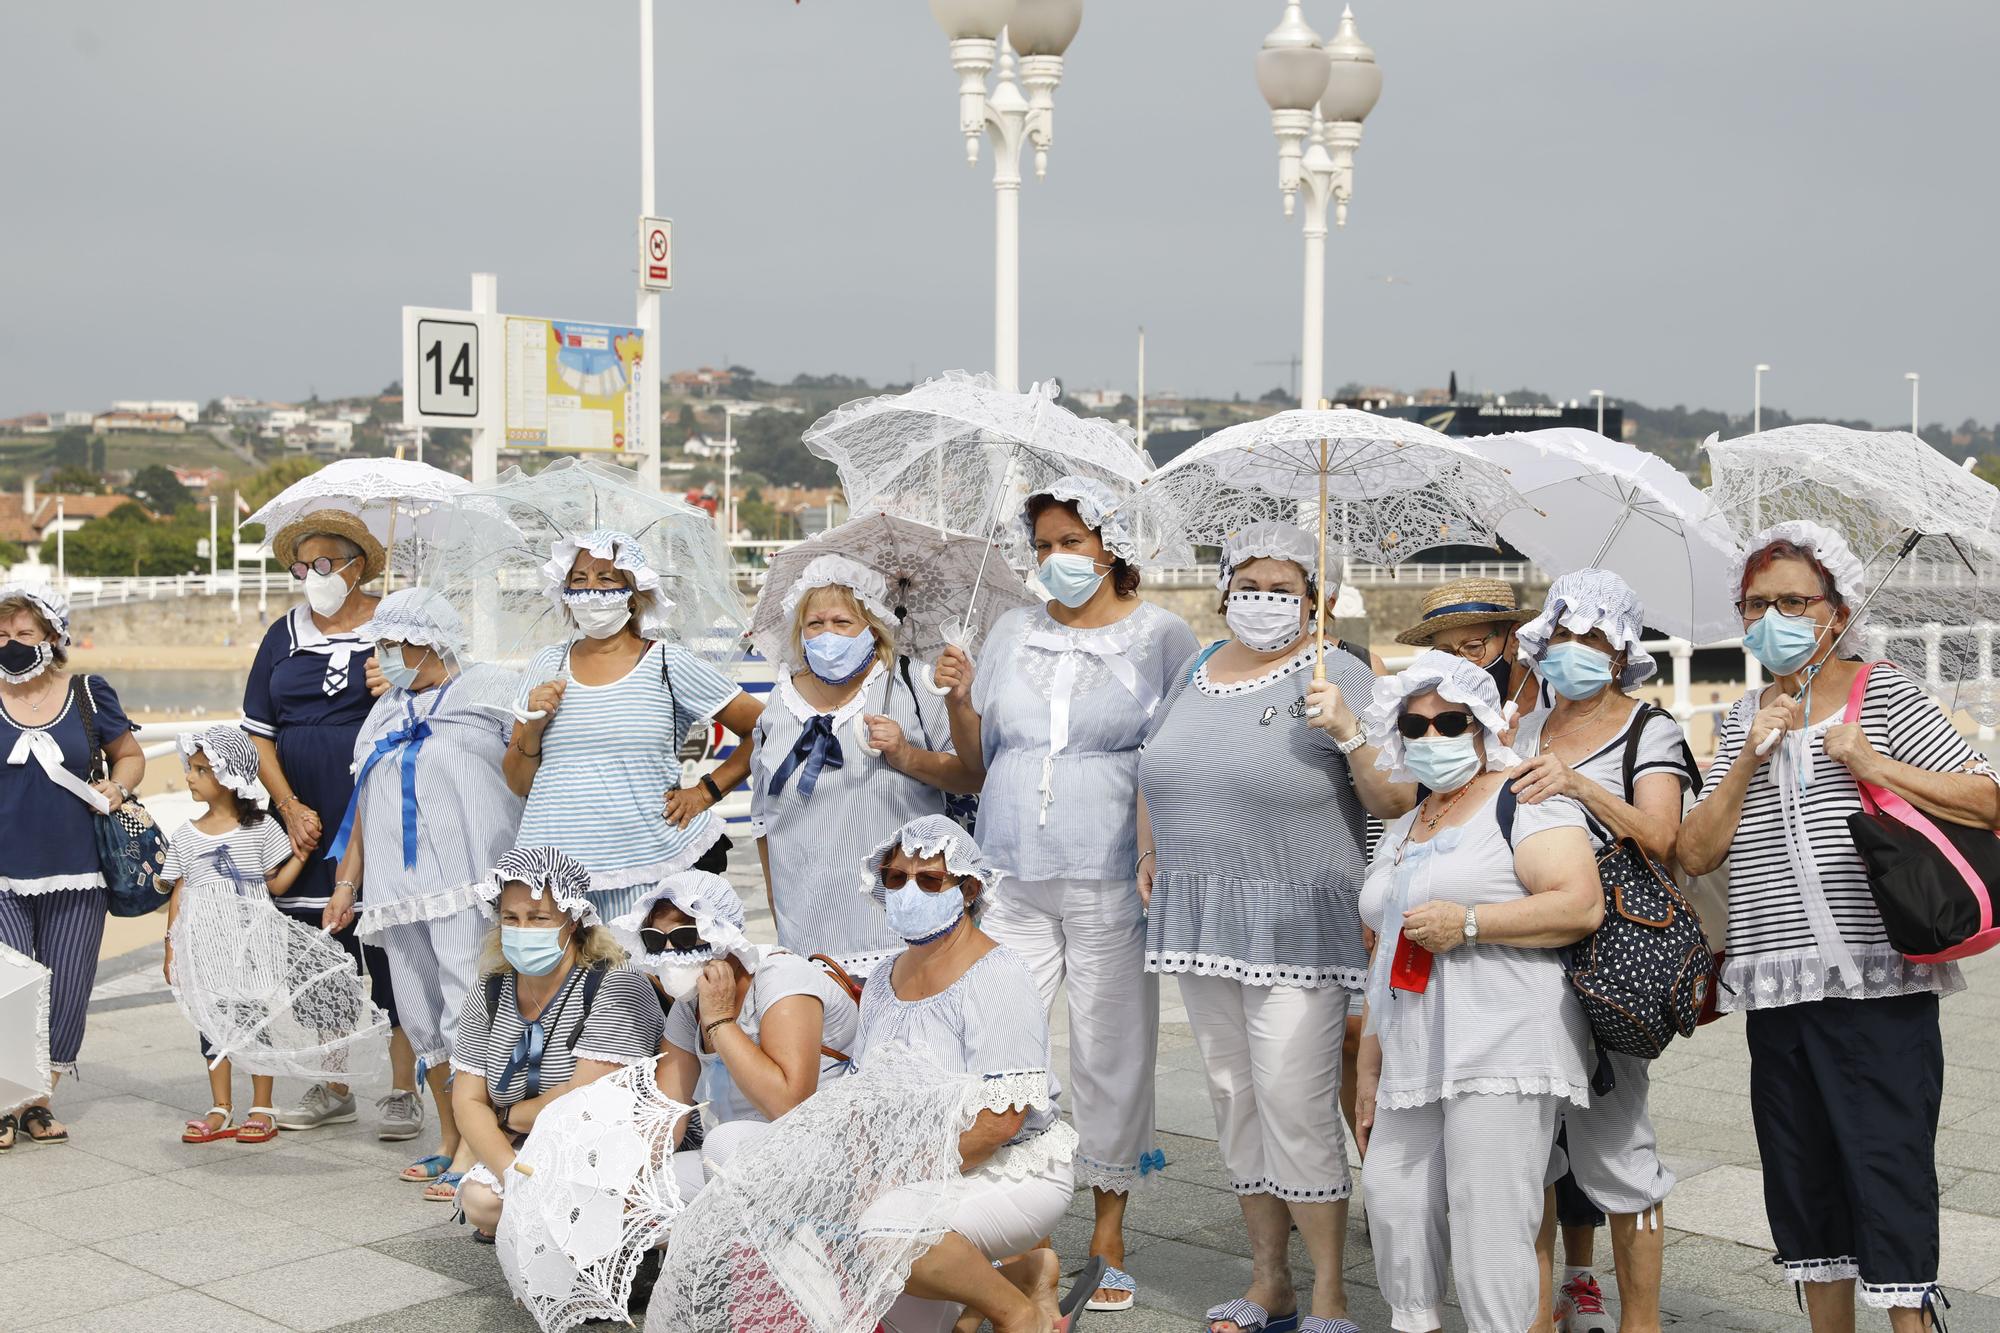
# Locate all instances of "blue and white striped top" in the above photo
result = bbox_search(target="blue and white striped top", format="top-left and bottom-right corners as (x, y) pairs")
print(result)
(515, 640), (743, 922)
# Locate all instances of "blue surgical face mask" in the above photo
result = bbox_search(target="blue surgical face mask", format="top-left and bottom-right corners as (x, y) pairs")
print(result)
(501, 923), (571, 976)
(1539, 642), (1615, 701)
(802, 626), (877, 684)
(1742, 607), (1826, 676)
(1402, 735), (1484, 793)
(1037, 552), (1108, 608)
(377, 643), (426, 692)
(883, 882), (967, 944)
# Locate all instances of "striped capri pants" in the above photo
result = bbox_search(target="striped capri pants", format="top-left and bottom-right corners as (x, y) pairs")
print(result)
(0, 887), (108, 1078)
(1363, 1090), (1561, 1333)
(366, 907), (490, 1068)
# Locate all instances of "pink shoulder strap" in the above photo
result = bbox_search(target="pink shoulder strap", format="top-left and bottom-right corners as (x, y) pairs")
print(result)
(1841, 661), (1883, 813)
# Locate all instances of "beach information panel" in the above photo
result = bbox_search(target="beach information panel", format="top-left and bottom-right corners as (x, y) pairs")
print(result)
(503, 316), (645, 452)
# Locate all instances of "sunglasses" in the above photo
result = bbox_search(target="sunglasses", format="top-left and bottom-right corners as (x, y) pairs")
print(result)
(1397, 710), (1477, 740)
(638, 925), (705, 955)
(289, 556), (357, 580)
(879, 868), (965, 894)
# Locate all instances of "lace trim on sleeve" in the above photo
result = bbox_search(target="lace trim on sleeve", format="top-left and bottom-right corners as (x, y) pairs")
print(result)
(959, 1069), (1053, 1120)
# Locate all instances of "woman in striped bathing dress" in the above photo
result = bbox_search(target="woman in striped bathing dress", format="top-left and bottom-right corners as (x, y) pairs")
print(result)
(503, 530), (764, 925)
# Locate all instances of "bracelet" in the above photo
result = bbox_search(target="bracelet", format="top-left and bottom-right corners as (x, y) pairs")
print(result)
(1135, 850), (1155, 875)
(701, 1015), (739, 1041)
(333, 879), (359, 892)
(700, 775), (723, 802)
(1335, 730), (1368, 756)
(514, 741), (542, 759)
(498, 1105), (512, 1133)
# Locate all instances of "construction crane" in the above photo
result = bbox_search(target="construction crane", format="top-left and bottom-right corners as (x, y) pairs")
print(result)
(1255, 354), (1303, 402)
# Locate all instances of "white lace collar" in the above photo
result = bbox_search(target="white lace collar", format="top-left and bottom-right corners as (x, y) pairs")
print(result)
(1026, 600), (1150, 653)
(777, 662), (888, 726)
(1195, 643), (1320, 698)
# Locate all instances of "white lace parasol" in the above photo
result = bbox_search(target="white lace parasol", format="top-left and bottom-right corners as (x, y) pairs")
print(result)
(168, 893), (388, 1079)
(246, 458), (470, 579)
(749, 512), (1036, 666)
(497, 1060), (697, 1333)
(801, 372), (1191, 568)
(1140, 408), (1526, 566)
(421, 458), (746, 676)
(1706, 426), (2000, 721)
(0, 941), (51, 1116)
(646, 1041), (996, 1333)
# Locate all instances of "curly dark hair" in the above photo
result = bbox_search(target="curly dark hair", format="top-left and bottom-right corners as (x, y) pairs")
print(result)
(1023, 494), (1141, 597)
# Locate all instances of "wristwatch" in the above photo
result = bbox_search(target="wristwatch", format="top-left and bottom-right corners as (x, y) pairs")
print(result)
(1335, 730), (1367, 756)
(700, 775), (723, 802)
(1463, 906), (1480, 944)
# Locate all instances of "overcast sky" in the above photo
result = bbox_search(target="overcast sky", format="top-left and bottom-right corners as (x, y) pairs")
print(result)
(2, 1), (1993, 428)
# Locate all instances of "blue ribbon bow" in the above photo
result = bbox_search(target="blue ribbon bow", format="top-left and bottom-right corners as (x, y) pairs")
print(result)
(499, 1019), (548, 1101)
(327, 687), (448, 871)
(204, 845), (256, 895)
(766, 713), (843, 803)
(1137, 1148), (1167, 1177)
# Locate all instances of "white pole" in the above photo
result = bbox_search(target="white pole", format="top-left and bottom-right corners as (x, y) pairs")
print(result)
(636, 0), (662, 492)
(1136, 325), (1147, 450)
(1300, 207), (1326, 409)
(55, 497), (65, 587)
(471, 272), (500, 486)
(1590, 388), (1605, 436)
(208, 493), (218, 581)
(1753, 363), (1769, 434)
(722, 408), (734, 540)
(231, 489), (242, 618)
(1906, 371), (1920, 436)
(989, 45), (1027, 392)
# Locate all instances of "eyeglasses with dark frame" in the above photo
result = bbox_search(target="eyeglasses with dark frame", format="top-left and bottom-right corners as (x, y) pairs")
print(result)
(638, 924), (705, 955)
(1735, 594), (1829, 621)
(1396, 710), (1477, 741)
(289, 556), (359, 581)
(1436, 630), (1502, 661)
(879, 867), (966, 894)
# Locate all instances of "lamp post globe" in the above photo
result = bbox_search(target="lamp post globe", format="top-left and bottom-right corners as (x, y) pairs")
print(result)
(1258, 1), (1330, 112)
(1319, 4), (1382, 124)
(930, 0), (1013, 40)
(1009, 0), (1083, 56)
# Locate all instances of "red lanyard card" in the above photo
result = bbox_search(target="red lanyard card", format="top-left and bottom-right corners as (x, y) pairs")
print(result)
(1389, 931), (1434, 993)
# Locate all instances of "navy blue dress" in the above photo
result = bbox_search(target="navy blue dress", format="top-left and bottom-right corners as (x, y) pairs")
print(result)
(0, 675), (132, 893)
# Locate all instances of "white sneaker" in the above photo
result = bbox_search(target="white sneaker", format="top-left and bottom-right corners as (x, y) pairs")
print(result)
(376, 1089), (424, 1142)
(273, 1083), (358, 1130)
(1555, 1273), (1615, 1333)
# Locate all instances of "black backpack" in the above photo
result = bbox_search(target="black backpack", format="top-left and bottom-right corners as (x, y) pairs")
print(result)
(1498, 706), (1714, 1084)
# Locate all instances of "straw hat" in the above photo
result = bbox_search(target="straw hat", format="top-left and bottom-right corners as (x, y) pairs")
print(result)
(1393, 576), (1536, 647)
(271, 509), (387, 584)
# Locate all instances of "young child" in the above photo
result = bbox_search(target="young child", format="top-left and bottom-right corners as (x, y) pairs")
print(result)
(163, 725), (305, 1144)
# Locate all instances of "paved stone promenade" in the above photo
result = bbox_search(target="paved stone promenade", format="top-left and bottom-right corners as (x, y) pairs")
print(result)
(9, 876), (2000, 1331)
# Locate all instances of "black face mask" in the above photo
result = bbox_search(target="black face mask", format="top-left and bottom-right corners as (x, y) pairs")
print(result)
(1485, 654), (1513, 703)
(0, 639), (50, 679)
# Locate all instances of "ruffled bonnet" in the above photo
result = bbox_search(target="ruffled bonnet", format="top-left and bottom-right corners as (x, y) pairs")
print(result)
(1216, 522), (1319, 592)
(0, 582), (71, 647)
(779, 554), (893, 627)
(477, 846), (600, 926)
(177, 725), (263, 800)
(1021, 475), (1138, 564)
(859, 814), (1004, 916)
(356, 587), (467, 660)
(1362, 649), (1522, 783)
(1516, 568), (1658, 688)
(609, 870), (773, 973)
(541, 529), (675, 639)
(1726, 520), (1871, 641)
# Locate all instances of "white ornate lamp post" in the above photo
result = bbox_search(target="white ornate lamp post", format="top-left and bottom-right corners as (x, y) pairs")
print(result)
(932, 0), (1083, 392)
(1590, 388), (1607, 435)
(1257, 2), (1381, 409)
(1905, 370), (1921, 435)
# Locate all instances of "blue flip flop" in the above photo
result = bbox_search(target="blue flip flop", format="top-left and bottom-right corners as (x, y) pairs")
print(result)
(1086, 1264), (1136, 1312)
(400, 1153), (452, 1182)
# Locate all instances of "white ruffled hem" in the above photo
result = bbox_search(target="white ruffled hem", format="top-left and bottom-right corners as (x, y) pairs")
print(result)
(51, 1060), (77, 1080)
(1230, 1175), (1353, 1203)
(449, 1058), (488, 1081)
(1076, 1151), (1152, 1194)
(1378, 1075), (1591, 1110)
(985, 1121), (1081, 1183)
(744, 817), (767, 838)
(579, 826), (726, 896)
(960, 1069), (1055, 1120)
(355, 881), (488, 939)
(0, 871), (106, 896)
(1147, 949), (1366, 991)
(1718, 946), (1964, 1013)
(1861, 1280), (1942, 1310)
(572, 1047), (653, 1068)
(1779, 1256), (1860, 1284)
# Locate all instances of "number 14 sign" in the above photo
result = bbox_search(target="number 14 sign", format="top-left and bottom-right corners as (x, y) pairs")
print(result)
(402, 306), (500, 430)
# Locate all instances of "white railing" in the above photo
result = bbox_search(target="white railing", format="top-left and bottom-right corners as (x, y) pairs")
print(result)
(1144, 561), (1544, 590)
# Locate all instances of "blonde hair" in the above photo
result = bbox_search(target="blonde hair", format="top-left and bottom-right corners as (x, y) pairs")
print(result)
(0, 595), (68, 669)
(791, 583), (896, 674)
(476, 921), (628, 978)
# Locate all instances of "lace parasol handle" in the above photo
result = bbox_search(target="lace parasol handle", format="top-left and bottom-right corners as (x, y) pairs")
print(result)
(921, 618), (971, 698)
(511, 666), (573, 724)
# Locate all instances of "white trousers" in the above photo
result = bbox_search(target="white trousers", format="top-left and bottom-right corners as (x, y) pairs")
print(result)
(375, 908), (489, 1067)
(981, 876), (1157, 1193)
(1549, 1051), (1674, 1216)
(670, 1119), (770, 1200)
(1179, 974), (1351, 1201)
(1363, 1091), (1560, 1333)
(875, 1154), (1077, 1333)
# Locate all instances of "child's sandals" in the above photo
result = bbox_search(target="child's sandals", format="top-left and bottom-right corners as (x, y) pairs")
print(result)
(182, 1106), (238, 1144)
(237, 1107), (279, 1144)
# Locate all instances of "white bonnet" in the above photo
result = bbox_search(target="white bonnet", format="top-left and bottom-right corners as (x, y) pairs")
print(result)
(541, 529), (675, 639)
(357, 587), (467, 660)
(177, 725), (263, 800)
(1727, 521), (1871, 639)
(610, 870), (773, 972)
(0, 582), (71, 647)
(1217, 522), (1319, 593)
(860, 814), (1004, 916)
(779, 554), (894, 627)
(1022, 475), (1138, 564)
(1362, 648), (1522, 783)
(477, 846), (600, 927)
(1516, 568), (1658, 688)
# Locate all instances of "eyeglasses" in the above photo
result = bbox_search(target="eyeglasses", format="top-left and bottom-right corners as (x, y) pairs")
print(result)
(638, 925), (705, 955)
(1735, 594), (1828, 620)
(1437, 631), (1502, 661)
(1397, 711), (1477, 740)
(879, 868), (964, 894)
(289, 556), (357, 581)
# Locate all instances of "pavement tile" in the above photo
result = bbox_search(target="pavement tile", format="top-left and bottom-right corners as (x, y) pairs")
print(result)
(13, 1171), (239, 1243)
(96, 1211), (349, 1287)
(285, 1177), (459, 1245)
(73, 1121), (330, 1176)
(0, 1208), (83, 1259)
(0, 1245), (176, 1322)
(317, 1290), (538, 1333)
(0, 1142), (143, 1204)
(200, 1245), (468, 1332)
(368, 1224), (513, 1290)
(163, 1144), (378, 1209)
(34, 1287), (295, 1333)
(1941, 1169), (2000, 1217)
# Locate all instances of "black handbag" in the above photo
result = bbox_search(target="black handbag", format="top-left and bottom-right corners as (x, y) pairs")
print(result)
(72, 677), (171, 917)
(1500, 706), (1715, 1071)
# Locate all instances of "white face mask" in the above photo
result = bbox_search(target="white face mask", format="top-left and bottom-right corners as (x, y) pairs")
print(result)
(1225, 590), (1308, 653)
(658, 962), (704, 1002)
(303, 569), (350, 617)
(566, 591), (632, 639)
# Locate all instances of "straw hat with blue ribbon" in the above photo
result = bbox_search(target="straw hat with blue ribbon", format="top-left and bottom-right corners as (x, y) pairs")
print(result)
(1393, 577), (1536, 647)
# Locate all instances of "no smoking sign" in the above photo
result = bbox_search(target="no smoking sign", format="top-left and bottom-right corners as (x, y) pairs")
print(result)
(640, 215), (672, 291)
